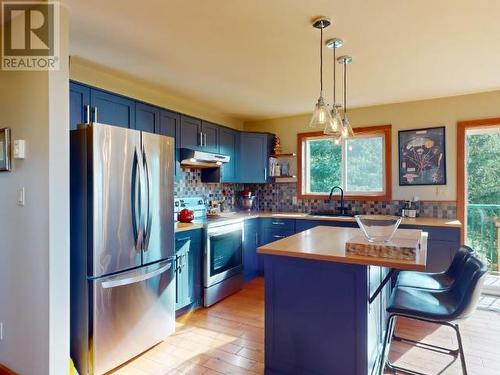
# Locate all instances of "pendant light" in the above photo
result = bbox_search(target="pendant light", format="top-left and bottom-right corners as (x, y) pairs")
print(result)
(337, 55), (355, 138)
(309, 17), (333, 129)
(324, 38), (344, 138)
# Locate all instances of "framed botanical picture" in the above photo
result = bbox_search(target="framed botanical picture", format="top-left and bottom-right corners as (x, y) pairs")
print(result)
(0, 128), (12, 172)
(398, 126), (446, 185)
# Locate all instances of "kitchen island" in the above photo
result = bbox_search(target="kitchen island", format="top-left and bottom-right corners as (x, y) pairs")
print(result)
(257, 226), (428, 375)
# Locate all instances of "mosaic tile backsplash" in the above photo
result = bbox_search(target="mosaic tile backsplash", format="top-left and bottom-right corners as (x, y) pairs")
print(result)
(175, 169), (457, 219)
(245, 183), (457, 219)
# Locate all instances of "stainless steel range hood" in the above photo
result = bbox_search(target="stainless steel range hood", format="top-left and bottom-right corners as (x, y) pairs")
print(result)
(180, 148), (230, 169)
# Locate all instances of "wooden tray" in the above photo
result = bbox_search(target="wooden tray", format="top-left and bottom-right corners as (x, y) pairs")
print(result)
(345, 229), (422, 261)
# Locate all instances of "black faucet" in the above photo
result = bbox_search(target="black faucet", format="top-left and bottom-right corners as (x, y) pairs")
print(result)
(328, 186), (348, 216)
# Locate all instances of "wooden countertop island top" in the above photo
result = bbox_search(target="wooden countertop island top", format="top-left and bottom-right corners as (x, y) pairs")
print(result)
(258, 226), (427, 271)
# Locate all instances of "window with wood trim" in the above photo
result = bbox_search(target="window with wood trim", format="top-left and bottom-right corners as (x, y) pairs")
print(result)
(297, 125), (392, 200)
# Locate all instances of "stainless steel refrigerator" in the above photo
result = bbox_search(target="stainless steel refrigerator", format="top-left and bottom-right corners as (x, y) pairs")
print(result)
(70, 123), (175, 375)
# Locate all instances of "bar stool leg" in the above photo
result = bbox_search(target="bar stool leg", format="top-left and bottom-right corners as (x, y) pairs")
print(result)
(379, 314), (397, 374)
(453, 323), (468, 375)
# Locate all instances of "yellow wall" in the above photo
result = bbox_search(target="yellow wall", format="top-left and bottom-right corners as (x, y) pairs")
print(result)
(69, 56), (244, 130)
(244, 90), (500, 201)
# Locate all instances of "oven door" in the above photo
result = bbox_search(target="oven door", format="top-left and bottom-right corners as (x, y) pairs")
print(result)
(205, 223), (243, 287)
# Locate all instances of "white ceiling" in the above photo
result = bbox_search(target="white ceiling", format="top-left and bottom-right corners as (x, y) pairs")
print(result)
(63, 0), (500, 121)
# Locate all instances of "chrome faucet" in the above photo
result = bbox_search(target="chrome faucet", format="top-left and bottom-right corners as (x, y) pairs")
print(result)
(328, 186), (348, 216)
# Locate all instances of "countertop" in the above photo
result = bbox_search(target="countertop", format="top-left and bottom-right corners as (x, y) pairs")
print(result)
(257, 226), (428, 271)
(174, 211), (461, 232)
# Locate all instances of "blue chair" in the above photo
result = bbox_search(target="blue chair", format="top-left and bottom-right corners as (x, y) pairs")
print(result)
(396, 246), (475, 291)
(379, 255), (488, 375)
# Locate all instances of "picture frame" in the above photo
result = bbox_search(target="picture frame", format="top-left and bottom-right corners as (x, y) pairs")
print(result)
(0, 127), (12, 172)
(398, 126), (446, 185)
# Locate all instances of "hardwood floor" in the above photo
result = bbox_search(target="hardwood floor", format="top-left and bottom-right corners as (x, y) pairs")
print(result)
(113, 277), (500, 375)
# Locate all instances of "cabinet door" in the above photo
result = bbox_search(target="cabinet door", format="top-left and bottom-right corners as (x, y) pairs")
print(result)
(69, 82), (90, 130)
(175, 230), (203, 311)
(219, 127), (238, 182)
(239, 132), (272, 183)
(243, 219), (259, 280)
(90, 89), (135, 128)
(175, 234), (192, 310)
(201, 121), (219, 153)
(135, 102), (159, 133)
(180, 115), (202, 150)
(158, 110), (181, 182)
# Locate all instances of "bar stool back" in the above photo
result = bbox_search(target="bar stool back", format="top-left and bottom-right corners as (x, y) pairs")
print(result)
(379, 254), (488, 375)
(396, 245), (475, 291)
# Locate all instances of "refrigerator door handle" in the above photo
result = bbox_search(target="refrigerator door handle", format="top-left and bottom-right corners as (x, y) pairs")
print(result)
(131, 148), (143, 250)
(101, 261), (172, 289)
(142, 149), (153, 251)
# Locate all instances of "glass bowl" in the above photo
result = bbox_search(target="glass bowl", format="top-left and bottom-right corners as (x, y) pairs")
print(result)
(354, 215), (402, 243)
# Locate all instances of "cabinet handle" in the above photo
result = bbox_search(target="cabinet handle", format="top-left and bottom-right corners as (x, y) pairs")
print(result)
(85, 105), (90, 123)
(273, 235), (285, 239)
(264, 167), (267, 180)
(272, 221), (285, 225)
(176, 237), (191, 242)
(203, 133), (207, 147)
(198, 132), (203, 146)
(93, 106), (98, 122)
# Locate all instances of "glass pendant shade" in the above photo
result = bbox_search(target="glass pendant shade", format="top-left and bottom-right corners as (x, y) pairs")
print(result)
(342, 114), (355, 138)
(309, 95), (333, 128)
(324, 105), (343, 136)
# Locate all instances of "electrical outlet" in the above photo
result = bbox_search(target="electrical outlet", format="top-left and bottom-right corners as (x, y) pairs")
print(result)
(292, 196), (297, 205)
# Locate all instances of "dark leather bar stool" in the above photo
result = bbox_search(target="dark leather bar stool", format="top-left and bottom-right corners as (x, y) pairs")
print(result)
(379, 255), (488, 375)
(396, 246), (475, 291)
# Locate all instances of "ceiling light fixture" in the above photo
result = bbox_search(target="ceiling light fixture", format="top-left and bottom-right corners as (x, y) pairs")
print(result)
(309, 17), (333, 129)
(324, 38), (344, 139)
(338, 55), (355, 138)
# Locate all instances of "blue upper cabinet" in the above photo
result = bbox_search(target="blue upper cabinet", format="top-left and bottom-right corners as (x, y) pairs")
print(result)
(90, 88), (135, 129)
(135, 102), (159, 133)
(180, 116), (220, 152)
(219, 127), (239, 182)
(239, 132), (274, 183)
(158, 109), (181, 182)
(201, 121), (219, 153)
(180, 115), (202, 150)
(69, 82), (90, 130)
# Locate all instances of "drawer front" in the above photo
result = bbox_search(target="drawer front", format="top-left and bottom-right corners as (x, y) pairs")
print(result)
(260, 228), (295, 246)
(260, 218), (296, 231)
(400, 225), (460, 242)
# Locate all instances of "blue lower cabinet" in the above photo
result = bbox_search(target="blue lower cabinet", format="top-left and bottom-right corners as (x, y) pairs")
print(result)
(243, 219), (259, 280)
(258, 219), (296, 273)
(263, 255), (387, 374)
(175, 229), (203, 312)
(400, 225), (460, 273)
(295, 219), (357, 232)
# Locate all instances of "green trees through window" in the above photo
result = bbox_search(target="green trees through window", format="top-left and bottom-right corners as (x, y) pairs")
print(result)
(306, 135), (384, 195)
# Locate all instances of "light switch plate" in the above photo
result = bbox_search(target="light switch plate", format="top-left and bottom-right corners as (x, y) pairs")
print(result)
(17, 187), (25, 206)
(13, 140), (25, 159)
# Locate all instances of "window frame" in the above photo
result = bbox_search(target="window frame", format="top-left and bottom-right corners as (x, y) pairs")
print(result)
(297, 124), (392, 201)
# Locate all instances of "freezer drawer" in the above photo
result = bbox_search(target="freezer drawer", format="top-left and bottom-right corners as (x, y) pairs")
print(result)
(90, 260), (175, 374)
